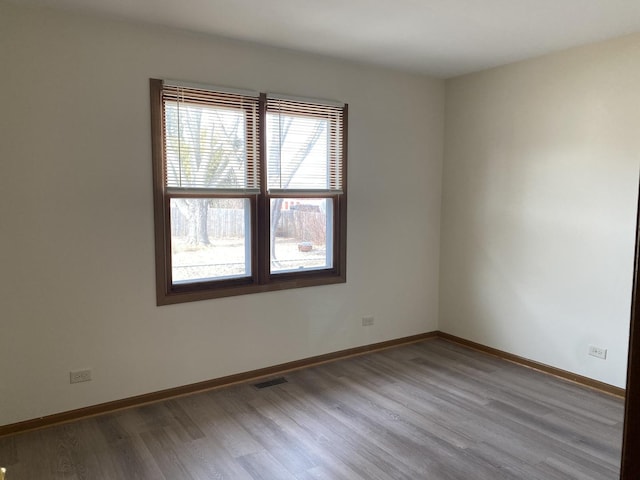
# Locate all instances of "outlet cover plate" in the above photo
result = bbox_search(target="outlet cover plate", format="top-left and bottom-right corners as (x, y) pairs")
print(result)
(588, 345), (607, 360)
(362, 316), (375, 327)
(70, 369), (92, 384)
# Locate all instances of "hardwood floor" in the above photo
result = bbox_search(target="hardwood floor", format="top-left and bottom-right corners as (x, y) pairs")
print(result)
(0, 339), (624, 479)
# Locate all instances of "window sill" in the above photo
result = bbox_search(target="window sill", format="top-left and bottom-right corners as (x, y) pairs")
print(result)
(157, 273), (346, 305)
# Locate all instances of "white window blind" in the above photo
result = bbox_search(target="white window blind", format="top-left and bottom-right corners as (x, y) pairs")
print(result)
(162, 84), (260, 193)
(266, 96), (344, 193)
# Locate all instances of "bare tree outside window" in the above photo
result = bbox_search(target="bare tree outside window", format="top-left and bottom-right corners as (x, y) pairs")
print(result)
(165, 102), (246, 245)
(267, 113), (327, 267)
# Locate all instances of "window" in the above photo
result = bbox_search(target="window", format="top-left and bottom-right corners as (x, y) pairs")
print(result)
(150, 79), (347, 305)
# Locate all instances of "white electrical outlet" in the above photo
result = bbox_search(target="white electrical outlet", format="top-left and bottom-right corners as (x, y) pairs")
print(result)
(588, 345), (607, 360)
(362, 316), (375, 327)
(70, 369), (92, 384)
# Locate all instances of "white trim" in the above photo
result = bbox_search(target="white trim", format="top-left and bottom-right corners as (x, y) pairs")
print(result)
(163, 79), (259, 98)
(167, 187), (260, 195)
(267, 189), (343, 196)
(267, 93), (344, 108)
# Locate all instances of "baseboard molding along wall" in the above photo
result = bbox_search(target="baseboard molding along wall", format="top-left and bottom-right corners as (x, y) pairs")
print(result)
(0, 330), (624, 437)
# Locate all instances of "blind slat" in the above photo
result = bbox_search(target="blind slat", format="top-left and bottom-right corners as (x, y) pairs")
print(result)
(266, 97), (344, 192)
(161, 82), (345, 196)
(162, 85), (260, 191)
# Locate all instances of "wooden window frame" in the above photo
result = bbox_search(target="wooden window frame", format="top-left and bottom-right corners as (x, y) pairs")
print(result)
(150, 79), (347, 305)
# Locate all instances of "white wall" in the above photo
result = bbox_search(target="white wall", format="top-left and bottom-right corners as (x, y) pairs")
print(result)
(0, 2), (444, 426)
(4, 1), (634, 429)
(441, 34), (640, 388)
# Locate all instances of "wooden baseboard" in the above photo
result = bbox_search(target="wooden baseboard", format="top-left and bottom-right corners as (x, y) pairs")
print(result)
(0, 331), (438, 438)
(1, 330), (625, 437)
(438, 332), (626, 398)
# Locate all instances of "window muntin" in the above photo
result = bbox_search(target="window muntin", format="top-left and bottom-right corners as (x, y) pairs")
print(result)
(151, 79), (347, 304)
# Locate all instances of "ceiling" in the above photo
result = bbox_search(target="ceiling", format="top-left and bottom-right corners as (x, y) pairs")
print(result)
(9, 0), (640, 77)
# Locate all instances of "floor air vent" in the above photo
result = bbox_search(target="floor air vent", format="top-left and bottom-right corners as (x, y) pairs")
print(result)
(253, 377), (288, 389)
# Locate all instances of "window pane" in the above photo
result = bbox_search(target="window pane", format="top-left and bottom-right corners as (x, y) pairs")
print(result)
(170, 198), (251, 284)
(267, 113), (329, 190)
(270, 198), (333, 273)
(165, 101), (252, 189)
